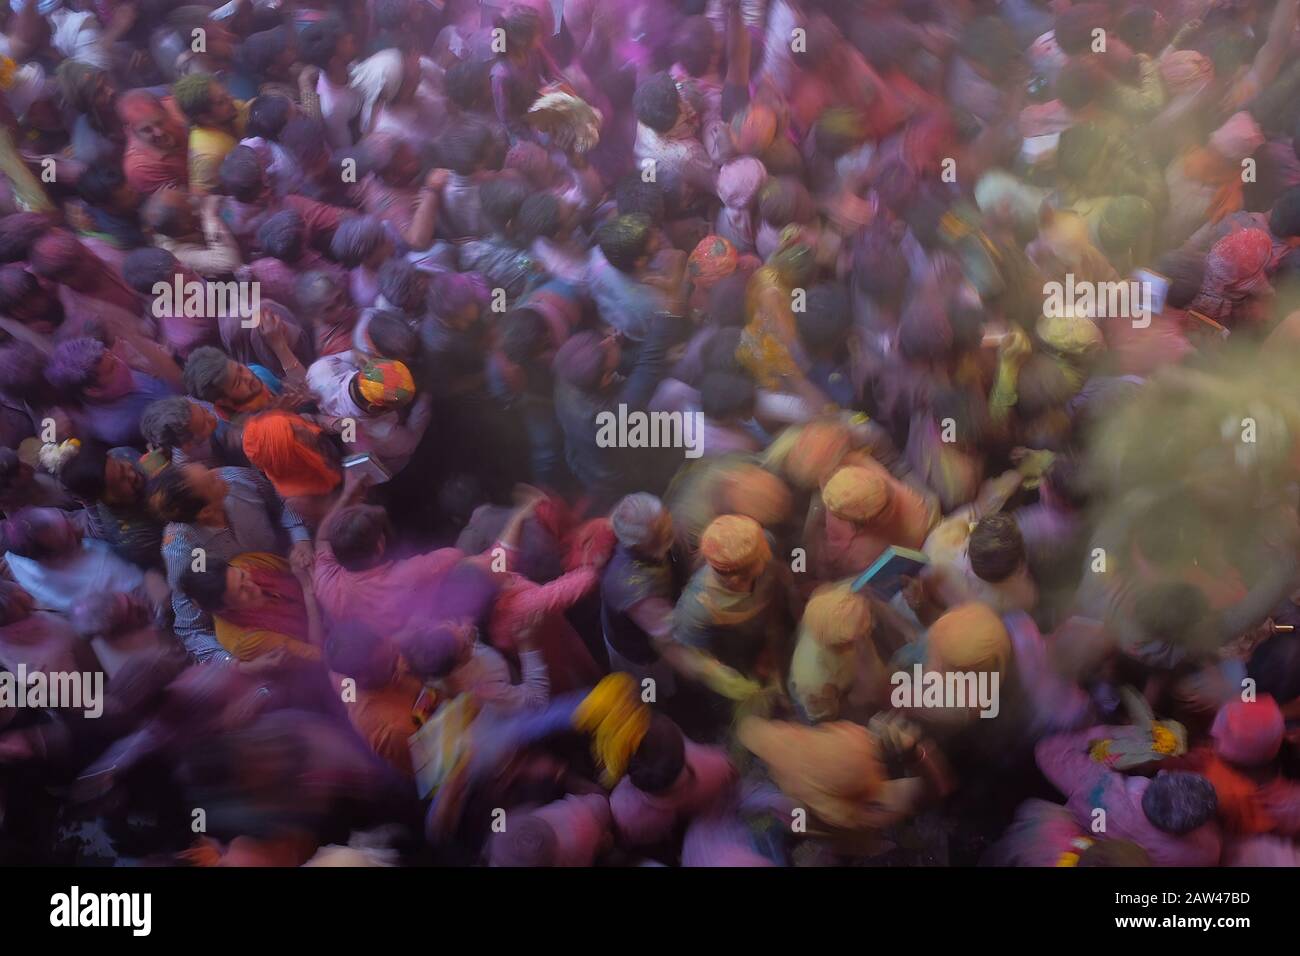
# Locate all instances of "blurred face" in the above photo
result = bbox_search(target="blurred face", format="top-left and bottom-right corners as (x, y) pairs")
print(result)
(104, 456), (144, 506)
(87, 351), (135, 401)
(717, 559), (762, 592)
(204, 82), (238, 127)
(182, 462), (228, 508)
(223, 361), (265, 406)
(184, 404), (218, 449)
(223, 564), (264, 610)
(132, 111), (176, 150)
(336, 32), (359, 64)
(639, 513), (675, 560)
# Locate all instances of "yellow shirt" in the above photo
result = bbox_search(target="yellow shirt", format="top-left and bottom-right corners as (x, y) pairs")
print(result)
(187, 101), (248, 194)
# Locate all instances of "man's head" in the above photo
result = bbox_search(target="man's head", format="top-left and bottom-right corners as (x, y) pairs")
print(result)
(348, 359), (416, 415)
(700, 514), (770, 590)
(968, 514), (1026, 583)
(47, 338), (135, 402)
(0, 264), (62, 328)
(445, 58), (490, 112)
(117, 90), (180, 150)
(238, 27), (295, 83)
(362, 133), (421, 188)
(298, 17), (356, 71)
(146, 462), (228, 525)
(553, 330), (620, 393)
(257, 209), (306, 263)
(377, 258), (428, 316)
(479, 174), (531, 236)
(595, 213), (655, 273)
(58, 442), (144, 507)
(184, 347), (267, 409)
(122, 247), (184, 296)
(179, 555), (263, 614)
(627, 712), (687, 794)
(172, 72), (239, 128)
(246, 92), (294, 141)
(142, 187), (197, 239)
(1141, 771), (1217, 834)
(633, 72), (681, 133)
(402, 619), (477, 679)
(319, 503), (392, 570)
(219, 146), (268, 203)
(141, 396), (218, 455)
(295, 270), (352, 324)
(330, 216), (392, 269)
(611, 492), (674, 560)
(77, 165), (140, 214)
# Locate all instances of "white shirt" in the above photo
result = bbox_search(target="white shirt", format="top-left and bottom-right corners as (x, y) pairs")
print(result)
(317, 74), (363, 149)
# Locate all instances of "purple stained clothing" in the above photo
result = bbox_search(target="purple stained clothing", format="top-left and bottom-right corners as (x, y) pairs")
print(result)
(523, 793), (612, 866)
(982, 798), (1093, 867)
(585, 247), (668, 342)
(77, 371), (178, 447)
(1003, 611), (1094, 737)
(349, 265), (381, 309)
(245, 253), (346, 309)
(610, 740), (738, 847)
(1035, 726), (1222, 866)
(312, 543), (464, 635)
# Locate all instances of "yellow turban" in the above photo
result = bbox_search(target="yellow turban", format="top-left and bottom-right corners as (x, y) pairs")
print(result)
(699, 514), (771, 575)
(718, 464), (792, 527)
(801, 582), (872, 648)
(573, 673), (650, 786)
(926, 603), (1010, 675)
(786, 422), (852, 490)
(356, 359), (416, 408)
(822, 464), (891, 523)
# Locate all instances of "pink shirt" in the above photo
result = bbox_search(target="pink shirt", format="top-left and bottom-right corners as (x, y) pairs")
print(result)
(312, 543), (463, 633)
(610, 741), (737, 847)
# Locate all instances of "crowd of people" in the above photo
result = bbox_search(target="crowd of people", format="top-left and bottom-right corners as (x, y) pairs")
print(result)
(0, 0), (1299, 868)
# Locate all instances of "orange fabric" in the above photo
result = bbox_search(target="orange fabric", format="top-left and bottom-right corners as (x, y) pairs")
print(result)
(242, 410), (342, 498)
(1182, 148), (1243, 225)
(699, 514), (770, 575)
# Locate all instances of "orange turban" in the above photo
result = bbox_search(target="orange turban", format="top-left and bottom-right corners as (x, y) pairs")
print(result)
(242, 410), (342, 498)
(801, 582), (872, 648)
(700, 514), (771, 575)
(717, 464), (792, 527)
(786, 422), (851, 490)
(822, 465), (891, 523)
(926, 603), (1010, 675)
